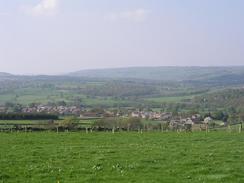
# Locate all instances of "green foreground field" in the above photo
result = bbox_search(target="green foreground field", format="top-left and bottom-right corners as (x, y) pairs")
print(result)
(1, 132), (244, 183)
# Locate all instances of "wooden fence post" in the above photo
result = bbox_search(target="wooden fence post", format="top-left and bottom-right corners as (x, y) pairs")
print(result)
(112, 127), (115, 134)
(228, 125), (231, 132)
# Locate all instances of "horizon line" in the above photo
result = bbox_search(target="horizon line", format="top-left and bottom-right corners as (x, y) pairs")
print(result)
(2, 65), (244, 76)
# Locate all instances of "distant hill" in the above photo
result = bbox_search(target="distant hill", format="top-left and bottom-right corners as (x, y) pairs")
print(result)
(0, 72), (12, 77)
(69, 66), (244, 81)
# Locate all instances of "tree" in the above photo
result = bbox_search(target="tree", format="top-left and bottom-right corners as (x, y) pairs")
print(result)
(13, 104), (23, 113)
(59, 117), (79, 130)
(162, 121), (170, 131)
(57, 101), (67, 106)
(238, 112), (244, 122)
(228, 114), (238, 125)
(126, 117), (143, 131)
(93, 118), (117, 129)
(212, 111), (224, 120)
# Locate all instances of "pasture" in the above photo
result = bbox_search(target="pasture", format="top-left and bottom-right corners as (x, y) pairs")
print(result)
(1, 132), (244, 182)
(144, 95), (194, 103)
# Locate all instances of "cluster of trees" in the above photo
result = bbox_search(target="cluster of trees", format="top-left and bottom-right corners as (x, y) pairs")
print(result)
(57, 117), (79, 130)
(0, 113), (58, 120)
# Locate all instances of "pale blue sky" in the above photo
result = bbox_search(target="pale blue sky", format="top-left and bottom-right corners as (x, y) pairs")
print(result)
(0, 0), (243, 74)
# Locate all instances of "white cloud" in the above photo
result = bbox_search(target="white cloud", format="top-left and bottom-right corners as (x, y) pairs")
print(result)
(23, 0), (58, 16)
(105, 9), (149, 22)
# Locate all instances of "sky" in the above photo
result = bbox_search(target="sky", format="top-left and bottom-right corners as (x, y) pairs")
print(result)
(0, 0), (243, 75)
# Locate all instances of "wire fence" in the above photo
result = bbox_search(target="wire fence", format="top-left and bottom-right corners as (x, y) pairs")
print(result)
(0, 122), (243, 133)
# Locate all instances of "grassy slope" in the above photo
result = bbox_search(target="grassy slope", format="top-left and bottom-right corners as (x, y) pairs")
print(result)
(144, 95), (194, 103)
(0, 120), (48, 125)
(0, 85), (134, 106)
(1, 132), (244, 182)
(1, 67), (244, 107)
(71, 66), (244, 81)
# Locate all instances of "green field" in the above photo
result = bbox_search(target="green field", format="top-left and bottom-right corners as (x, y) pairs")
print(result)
(0, 120), (52, 125)
(144, 95), (194, 103)
(1, 132), (244, 182)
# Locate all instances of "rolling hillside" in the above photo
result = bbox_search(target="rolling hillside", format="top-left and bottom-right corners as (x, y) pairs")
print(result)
(0, 72), (12, 77)
(70, 66), (244, 81)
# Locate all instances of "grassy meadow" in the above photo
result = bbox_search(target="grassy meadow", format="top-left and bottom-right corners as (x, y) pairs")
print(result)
(144, 95), (194, 103)
(1, 132), (244, 182)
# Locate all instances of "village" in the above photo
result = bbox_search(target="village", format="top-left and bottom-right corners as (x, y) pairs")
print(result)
(0, 103), (216, 131)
